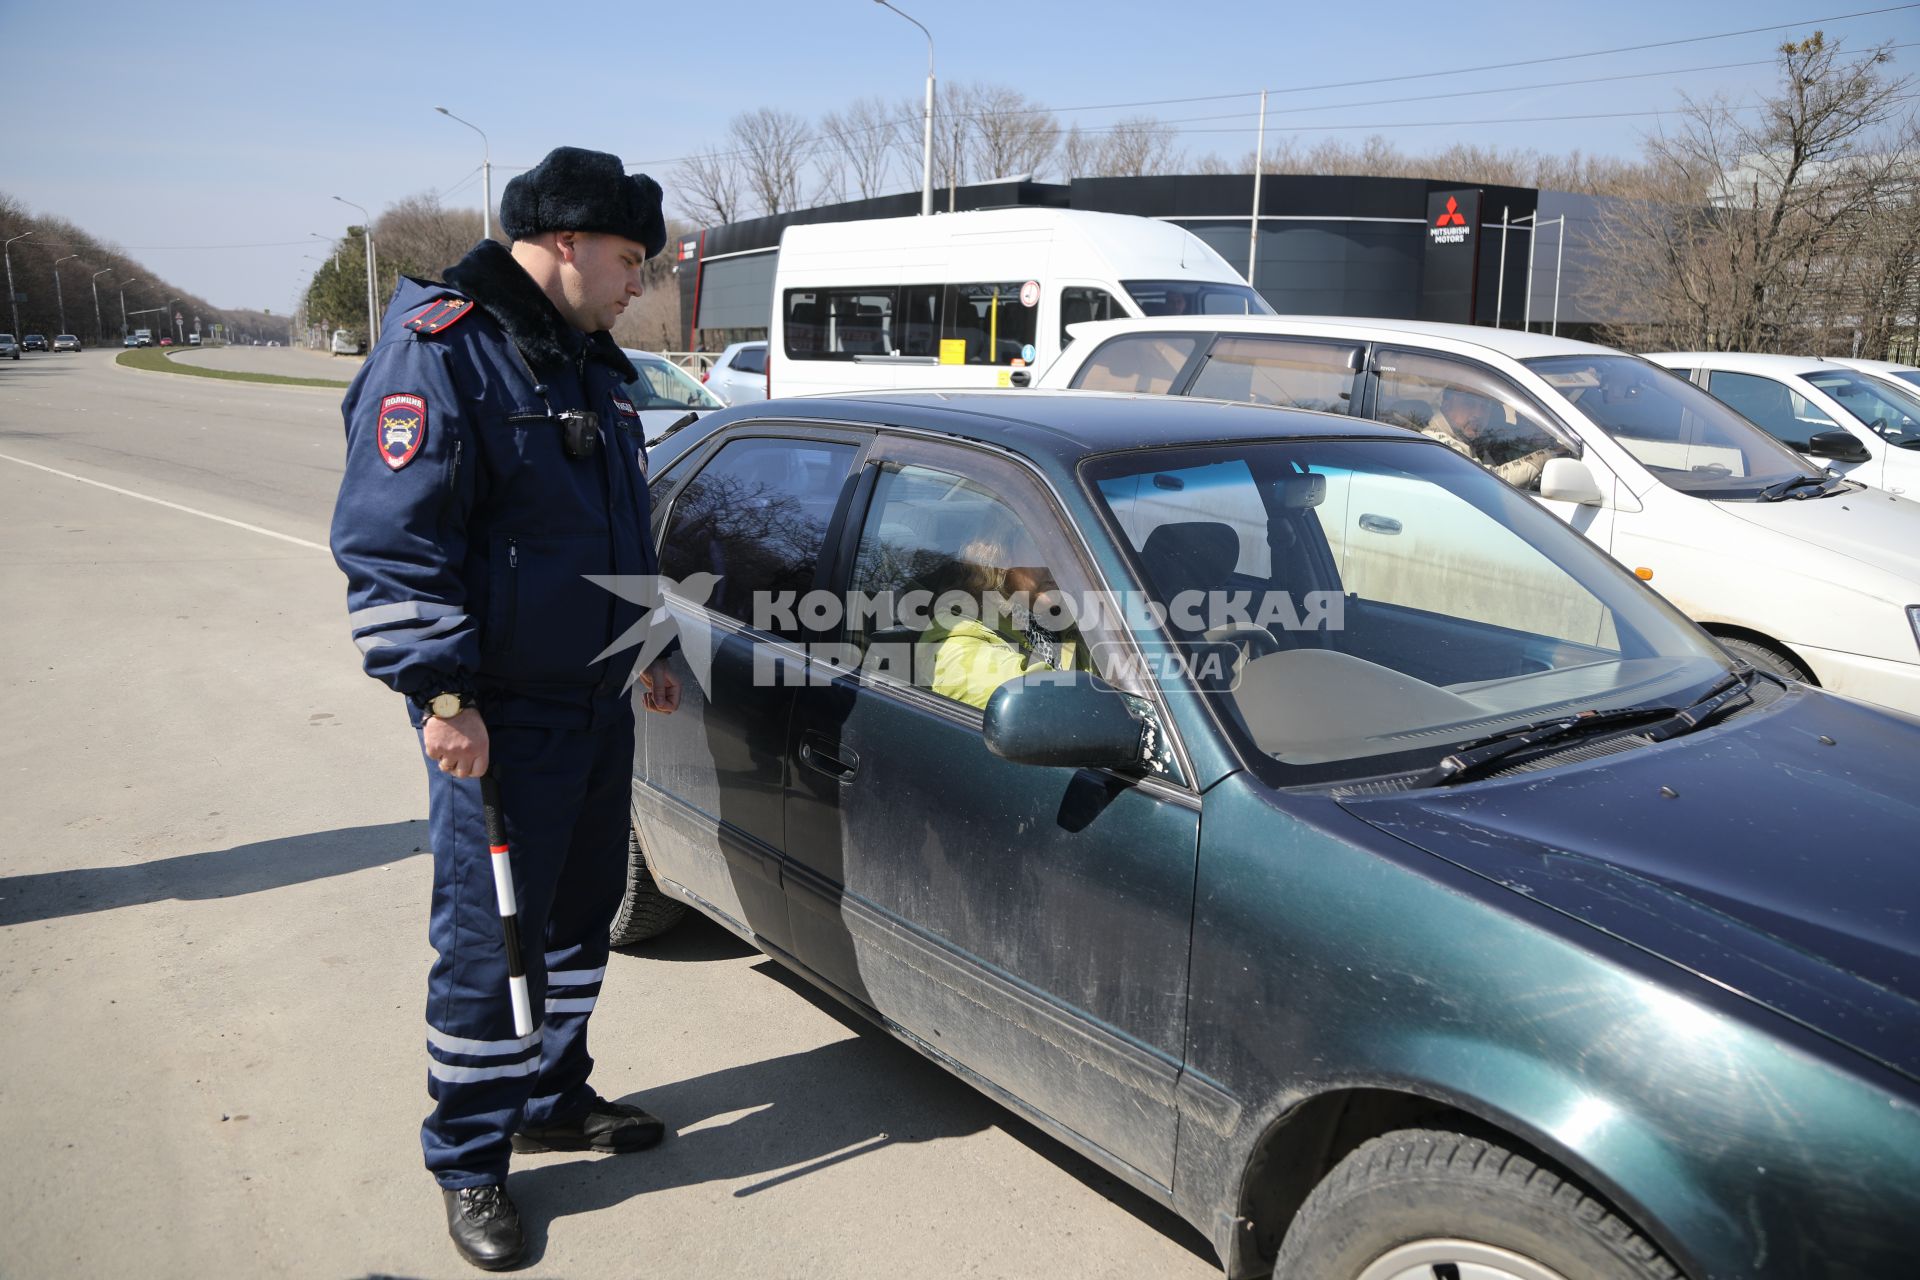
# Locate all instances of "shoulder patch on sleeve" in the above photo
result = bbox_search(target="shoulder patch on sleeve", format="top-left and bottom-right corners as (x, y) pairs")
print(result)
(377, 393), (428, 470)
(404, 298), (474, 335)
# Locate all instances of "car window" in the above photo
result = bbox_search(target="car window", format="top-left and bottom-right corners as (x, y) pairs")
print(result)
(1059, 287), (1124, 347)
(1070, 333), (1201, 394)
(846, 462), (1099, 711)
(1528, 356), (1817, 497)
(1368, 349), (1578, 494)
(941, 282), (1038, 367)
(783, 289), (895, 360)
(1704, 370), (1836, 448)
(733, 345), (766, 375)
(1187, 336), (1361, 415)
(1803, 369), (1920, 448)
(625, 360), (724, 411)
(1122, 279), (1274, 317)
(657, 436), (858, 638)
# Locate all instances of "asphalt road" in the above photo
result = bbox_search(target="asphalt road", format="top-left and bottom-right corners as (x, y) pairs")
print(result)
(0, 350), (1218, 1278)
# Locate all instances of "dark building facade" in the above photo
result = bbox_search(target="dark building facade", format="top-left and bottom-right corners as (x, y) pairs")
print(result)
(675, 173), (1619, 349)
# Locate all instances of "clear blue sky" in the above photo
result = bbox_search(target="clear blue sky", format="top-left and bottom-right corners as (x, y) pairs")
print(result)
(2, 0), (1914, 311)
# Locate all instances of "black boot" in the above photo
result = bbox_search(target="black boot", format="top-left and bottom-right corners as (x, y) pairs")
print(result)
(513, 1098), (665, 1153)
(441, 1183), (525, 1271)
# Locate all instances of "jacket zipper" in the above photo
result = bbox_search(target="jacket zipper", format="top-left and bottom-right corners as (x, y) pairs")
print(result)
(447, 438), (463, 494)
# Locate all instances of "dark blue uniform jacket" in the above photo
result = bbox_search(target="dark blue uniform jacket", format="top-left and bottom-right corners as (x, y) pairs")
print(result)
(331, 239), (661, 730)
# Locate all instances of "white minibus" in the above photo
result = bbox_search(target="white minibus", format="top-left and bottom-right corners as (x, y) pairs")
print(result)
(768, 208), (1268, 398)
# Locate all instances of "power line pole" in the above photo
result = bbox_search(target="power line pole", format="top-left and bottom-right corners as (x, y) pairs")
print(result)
(4, 230), (34, 337)
(53, 255), (78, 336)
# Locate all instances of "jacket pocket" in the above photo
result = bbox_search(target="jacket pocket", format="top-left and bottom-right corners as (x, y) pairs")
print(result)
(486, 531), (612, 686)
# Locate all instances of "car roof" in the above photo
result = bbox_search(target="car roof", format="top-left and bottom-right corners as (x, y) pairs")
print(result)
(701, 388), (1414, 468)
(1643, 351), (1847, 376)
(1056, 314), (1621, 362)
(1827, 356), (1920, 375)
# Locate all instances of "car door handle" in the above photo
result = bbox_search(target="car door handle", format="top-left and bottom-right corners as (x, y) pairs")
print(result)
(799, 733), (859, 782)
(1358, 513), (1403, 535)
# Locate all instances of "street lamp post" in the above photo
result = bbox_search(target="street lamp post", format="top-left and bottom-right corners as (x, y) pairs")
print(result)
(53, 254), (79, 337)
(333, 196), (380, 346)
(874, 1), (934, 217)
(91, 269), (112, 345)
(4, 229), (34, 337)
(165, 298), (180, 345)
(119, 278), (140, 340)
(435, 106), (493, 241)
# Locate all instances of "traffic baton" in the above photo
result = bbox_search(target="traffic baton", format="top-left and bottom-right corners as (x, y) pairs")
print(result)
(479, 773), (534, 1037)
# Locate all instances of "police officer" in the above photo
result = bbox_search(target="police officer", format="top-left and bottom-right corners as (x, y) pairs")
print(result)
(330, 146), (681, 1271)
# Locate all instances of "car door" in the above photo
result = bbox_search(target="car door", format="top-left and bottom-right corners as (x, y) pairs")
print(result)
(780, 434), (1200, 1189)
(1362, 346), (1619, 552)
(637, 426), (867, 958)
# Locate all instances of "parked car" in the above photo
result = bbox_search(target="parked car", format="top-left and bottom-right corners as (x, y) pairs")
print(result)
(702, 339), (769, 405)
(0, 334), (19, 360)
(1036, 316), (1920, 714)
(1644, 352), (1920, 497)
(21, 333), (49, 352)
(329, 329), (364, 356)
(1828, 355), (1920, 392)
(615, 347), (726, 442)
(52, 334), (80, 352)
(624, 389), (1920, 1280)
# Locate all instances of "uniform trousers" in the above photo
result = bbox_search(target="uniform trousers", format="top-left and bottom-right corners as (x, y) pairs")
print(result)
(417, 715), (634, 1187)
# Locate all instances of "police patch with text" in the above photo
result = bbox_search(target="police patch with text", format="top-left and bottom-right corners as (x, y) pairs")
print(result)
(377, 393), (428, 470)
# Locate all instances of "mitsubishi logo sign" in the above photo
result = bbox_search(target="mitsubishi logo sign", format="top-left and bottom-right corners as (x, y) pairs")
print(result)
(1435, 197), (1468, 228)
(1428, 191), (1476, 248)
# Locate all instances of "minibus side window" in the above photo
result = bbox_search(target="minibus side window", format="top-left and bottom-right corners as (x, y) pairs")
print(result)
(942, 282), (1039, 365)
(1060, 287), (1123, 348)
(784, 288), (896, 360)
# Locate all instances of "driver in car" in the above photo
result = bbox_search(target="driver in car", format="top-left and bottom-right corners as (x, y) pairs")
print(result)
(919, 517), (1089, 709)
(1427, 385), (1558, 489)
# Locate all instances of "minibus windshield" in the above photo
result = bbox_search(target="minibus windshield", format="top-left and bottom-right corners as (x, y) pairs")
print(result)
(1124, 280), (1275, 318)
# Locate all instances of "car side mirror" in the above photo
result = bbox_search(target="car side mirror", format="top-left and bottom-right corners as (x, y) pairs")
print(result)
(982, 671), (1147, 769)
(1539, 457), (1605, 506)
(1806, 430), (1871, 464)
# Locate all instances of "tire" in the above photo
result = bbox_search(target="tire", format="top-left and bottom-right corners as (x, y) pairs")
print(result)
(1714, 634), (1811, 684)
(609, 825), (686, 946)
(1275, 1128), (1678, 1280)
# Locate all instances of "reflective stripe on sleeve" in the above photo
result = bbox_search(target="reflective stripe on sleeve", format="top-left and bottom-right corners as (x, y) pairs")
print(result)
(544, 996), (599, 1015)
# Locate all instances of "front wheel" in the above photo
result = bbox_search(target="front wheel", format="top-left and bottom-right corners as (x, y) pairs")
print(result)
(1275, 1128), (1677, 1280)
(609, 825), (687, 946)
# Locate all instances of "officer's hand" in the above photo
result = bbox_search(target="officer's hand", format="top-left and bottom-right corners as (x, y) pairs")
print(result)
(425, 708), (491, 777)
(639, 661), (681, 715)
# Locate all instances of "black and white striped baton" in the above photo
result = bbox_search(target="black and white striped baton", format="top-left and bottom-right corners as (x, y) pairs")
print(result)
(479, 773), (534, 1037)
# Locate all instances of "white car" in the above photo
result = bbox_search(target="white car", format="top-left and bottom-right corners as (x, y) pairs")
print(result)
(702, 340), (767, 406)
(1645, 352), (1920, 498)
(617, 348), (726, 442)
(1038, 315), (1920, 715)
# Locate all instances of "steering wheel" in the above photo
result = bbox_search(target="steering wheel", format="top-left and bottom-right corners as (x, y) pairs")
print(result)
(1690, 462), (1733, 478)
(1204, 621), (1282, 664)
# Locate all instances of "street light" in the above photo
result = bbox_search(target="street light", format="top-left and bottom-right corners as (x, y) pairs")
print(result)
(90, 269), (112, 345)
(4, 229), (34, 337)
(873, 1), (934, 217)
(435, 106), (493, 241)
(119, 278), (140, 340)
(332, 195), (379, 346)
(165, 297), (180, 345)
(53, 254), (79, 338)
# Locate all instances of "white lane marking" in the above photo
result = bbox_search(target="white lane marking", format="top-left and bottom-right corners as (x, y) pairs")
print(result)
(0, 452), (328, 552)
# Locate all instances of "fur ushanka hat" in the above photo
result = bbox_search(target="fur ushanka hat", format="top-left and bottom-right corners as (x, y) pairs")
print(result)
(499, 146), (666, 259)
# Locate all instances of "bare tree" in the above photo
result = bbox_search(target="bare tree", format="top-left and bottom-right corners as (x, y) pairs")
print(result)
(375, 193), (482, 281)
(1081, 116), (1183, 177)
(819, 96), (901, 199)
(731, 107), (812, 217)
(1595, 33), (1915, 353)
(672, 145), (742, 227)
(964, 83), (1059, 181)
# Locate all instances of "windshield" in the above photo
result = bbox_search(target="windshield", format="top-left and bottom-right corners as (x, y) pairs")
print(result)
(1085, 437), (1728, 786)
(1896, 371), (1920, 389)
(1123, 279), (1275, 318)
(1525, 354), (1817, 497)
(624, 356), (725, 411)
(1803, 368), (1920, 449)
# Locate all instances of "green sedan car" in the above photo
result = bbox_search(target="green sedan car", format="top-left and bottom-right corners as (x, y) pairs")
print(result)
(619, 390), (1920, 1280)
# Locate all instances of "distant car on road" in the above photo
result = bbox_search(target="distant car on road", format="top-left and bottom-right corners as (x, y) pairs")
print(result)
(329, 329), (364, 356)
(21, 334), (49, 352)
(188, 333), (201, 346)
(122, 335), (141, 349)
(702, 340), (769, 405)
(0, 334), (19, 360)
(158, 337), (173, 347)
(52, 335), (80, 352)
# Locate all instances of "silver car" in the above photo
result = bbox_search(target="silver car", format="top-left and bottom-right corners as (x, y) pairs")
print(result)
(702, 339), (768, 405)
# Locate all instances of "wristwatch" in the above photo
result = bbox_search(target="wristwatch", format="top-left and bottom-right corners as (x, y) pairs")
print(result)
(425, 690), (474, 719)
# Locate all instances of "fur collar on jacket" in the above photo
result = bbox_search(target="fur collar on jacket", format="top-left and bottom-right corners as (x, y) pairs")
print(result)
(442, 239), (635, 382)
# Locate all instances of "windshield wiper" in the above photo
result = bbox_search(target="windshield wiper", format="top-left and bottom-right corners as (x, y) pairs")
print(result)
(1412, 670), (1753, 788)
(1756, 474), (1836, 501)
